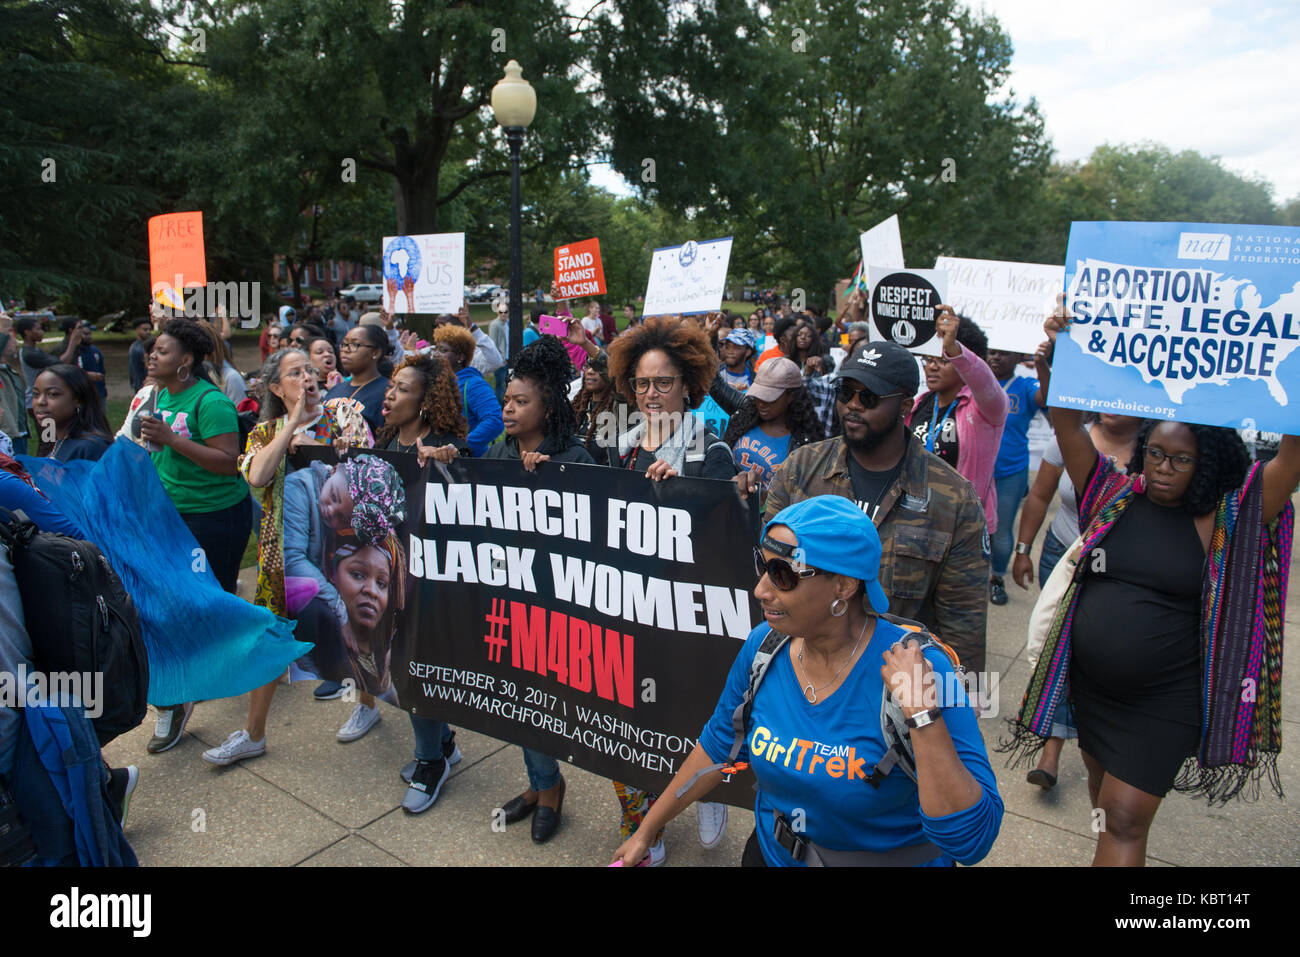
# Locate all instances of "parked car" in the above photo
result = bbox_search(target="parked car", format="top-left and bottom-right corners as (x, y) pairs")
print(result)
(339, 283), (384, 304)
(467, 284), (502, 303)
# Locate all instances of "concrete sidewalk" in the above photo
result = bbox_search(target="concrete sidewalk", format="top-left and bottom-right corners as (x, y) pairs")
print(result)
(102, 534), (1300, 868)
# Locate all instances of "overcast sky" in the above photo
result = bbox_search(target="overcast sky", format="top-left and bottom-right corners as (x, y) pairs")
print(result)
(590, 1), (1300, 205)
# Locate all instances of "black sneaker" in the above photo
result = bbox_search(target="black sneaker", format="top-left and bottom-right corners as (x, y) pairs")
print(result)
(313, 680), (346, 700)
(402, 758), (450, 814)
(989, 576), (1008, 606)
(401, 731), (461, 784)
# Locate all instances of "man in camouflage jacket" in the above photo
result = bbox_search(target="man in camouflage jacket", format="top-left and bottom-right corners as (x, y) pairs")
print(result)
(765, 341), (990, 676)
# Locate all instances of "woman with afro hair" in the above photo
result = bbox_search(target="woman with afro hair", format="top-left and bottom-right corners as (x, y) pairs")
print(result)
(1003, 303), (1300, 866)
(486, 337), (595, 843)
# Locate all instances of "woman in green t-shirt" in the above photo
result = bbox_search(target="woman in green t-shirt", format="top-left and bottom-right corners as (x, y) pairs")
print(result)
(137, 319), (252, 756)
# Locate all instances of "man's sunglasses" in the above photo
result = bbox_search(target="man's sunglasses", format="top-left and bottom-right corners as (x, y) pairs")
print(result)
(836, 381), (903, 409)
(753, 547), (820, 591)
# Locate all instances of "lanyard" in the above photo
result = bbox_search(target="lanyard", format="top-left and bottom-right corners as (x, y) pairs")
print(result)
(926, 399), (958, 454)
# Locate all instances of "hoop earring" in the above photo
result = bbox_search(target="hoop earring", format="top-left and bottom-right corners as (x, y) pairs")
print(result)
(178, 364), (191, 383)
(830, 597), (848, 618)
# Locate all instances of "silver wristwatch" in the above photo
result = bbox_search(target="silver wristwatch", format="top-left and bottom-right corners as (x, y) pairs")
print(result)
(1014, 541), (1032, 556)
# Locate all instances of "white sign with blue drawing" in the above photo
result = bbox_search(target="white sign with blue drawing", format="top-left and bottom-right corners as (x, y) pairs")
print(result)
(1050, 221), (1300, 433)
(642, 237), (733, 316)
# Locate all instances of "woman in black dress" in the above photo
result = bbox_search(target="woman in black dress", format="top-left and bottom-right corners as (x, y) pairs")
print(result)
(1040, 304), (1300, 865)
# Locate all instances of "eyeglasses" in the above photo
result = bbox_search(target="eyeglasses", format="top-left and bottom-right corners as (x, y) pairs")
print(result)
(922, 355), (951, 367)
(754, 547), (820, 591)
(280, 365), (321, 381)
(628, 375), (682, 394)
(1144, 446), (1197, 472)
(340, 340), (375, 352)
(836, 381), (902, 409)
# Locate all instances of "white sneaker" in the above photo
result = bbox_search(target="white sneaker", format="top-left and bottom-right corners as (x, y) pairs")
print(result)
(646, 839), (666, 867)
(202, 730), (266, 766)
(337, 703), (381, 742)
(697, 801), (728, 848)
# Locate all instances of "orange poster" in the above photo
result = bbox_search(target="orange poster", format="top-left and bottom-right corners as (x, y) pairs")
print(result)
(553, 238), (606, 299)
(149, 211), (206, 309)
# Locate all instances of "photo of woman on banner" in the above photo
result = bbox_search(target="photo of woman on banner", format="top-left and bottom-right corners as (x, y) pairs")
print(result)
(611, 495), (1003, 868)
(284, 453), (407, 700)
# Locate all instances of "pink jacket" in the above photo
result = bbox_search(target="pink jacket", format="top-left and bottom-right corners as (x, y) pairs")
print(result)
(906, 343), (1008, 533)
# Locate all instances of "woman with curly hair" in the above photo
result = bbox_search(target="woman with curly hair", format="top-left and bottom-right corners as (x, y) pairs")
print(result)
(481, 338), (595, 842)
(433, 323), (503, 456)
(1002, 304), (1300, 866)
(723, 357), (824, 503)
(376, 352), (469, 465)
(789, 319), (827, 369)
(31, 364), (113, 462)
(572, 351), (623, 456)
(602, 317), (737, 481)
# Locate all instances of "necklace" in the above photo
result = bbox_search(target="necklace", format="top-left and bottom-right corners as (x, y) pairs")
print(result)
(796, 617), (870, 703)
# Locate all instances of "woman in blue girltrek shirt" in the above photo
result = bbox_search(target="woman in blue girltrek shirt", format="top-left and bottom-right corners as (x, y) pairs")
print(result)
(610, 495), (1003, 867)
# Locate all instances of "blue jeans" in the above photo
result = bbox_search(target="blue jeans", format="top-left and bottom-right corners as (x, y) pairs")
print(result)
(409, 713), (453, 762)
(1038, 527), (1069, 585)
(991, 468), (1029, 575)
(522, 748), (561, 791)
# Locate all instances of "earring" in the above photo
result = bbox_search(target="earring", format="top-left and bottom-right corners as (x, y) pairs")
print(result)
(830, 597), (848, 618)
(179, 364), (191, 383)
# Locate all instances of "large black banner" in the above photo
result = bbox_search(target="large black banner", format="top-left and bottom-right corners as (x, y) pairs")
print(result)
(289, 447), (762, 805)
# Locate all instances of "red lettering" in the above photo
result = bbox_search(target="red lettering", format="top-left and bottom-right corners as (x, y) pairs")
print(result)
(510, 601), (547, 675)
(547, 612), (568, 684)
(592, 625), (633, 707)
(569, 618), (592, 692)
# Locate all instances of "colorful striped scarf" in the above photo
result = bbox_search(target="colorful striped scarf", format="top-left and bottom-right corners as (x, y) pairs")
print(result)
(1000, 456), (1291, 804)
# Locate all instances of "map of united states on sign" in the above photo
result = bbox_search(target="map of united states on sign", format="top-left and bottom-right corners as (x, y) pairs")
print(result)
(1050, 222), (1300, 433)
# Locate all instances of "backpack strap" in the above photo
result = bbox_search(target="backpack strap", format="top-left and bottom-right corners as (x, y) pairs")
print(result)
(0, 507), (36, 551)
(771, 810), (942, 867)
(674, 628), (789, 800)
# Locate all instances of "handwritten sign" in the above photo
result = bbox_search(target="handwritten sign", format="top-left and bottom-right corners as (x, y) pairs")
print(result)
(642, 237), (733, 316)
(382, 233), (465, 314)
(855, 216), (905, 293)
(148, 212), (206, 311)
(935, 256), (1063, 354)
(868, 267), (948, 357)
(1050, 221), (1300, 432)
(554, 238), (607, 299)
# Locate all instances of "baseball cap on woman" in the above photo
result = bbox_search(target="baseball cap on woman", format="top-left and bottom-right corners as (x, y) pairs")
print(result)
(761, 495), (888, 614)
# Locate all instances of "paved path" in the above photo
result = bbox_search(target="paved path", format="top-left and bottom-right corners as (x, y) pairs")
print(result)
(103, 502), (1300, 867)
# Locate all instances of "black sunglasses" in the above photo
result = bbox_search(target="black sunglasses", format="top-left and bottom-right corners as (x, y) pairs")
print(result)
(836, 380), (902, 409)
(753, 546), (819, 591)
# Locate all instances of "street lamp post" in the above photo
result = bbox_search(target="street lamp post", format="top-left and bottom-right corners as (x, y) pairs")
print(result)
(491, 60), (537, 363)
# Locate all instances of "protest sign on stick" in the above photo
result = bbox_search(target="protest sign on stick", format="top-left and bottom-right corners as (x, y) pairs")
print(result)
(642, 237), (733, 316)
(1049, 221), (1300, 432)
(148, 211), (206, 311)
(554, 238), (607, 299)
(289, 448), (762, 805)
(382, 233), (465, 314)
(867, 267), (949, 357)
(934, 256), (1063, 354)
(856, 215), (905, 294)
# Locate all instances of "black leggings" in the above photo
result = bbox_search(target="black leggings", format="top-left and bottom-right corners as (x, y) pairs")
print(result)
(179, 493), (253, 595)
(742, 829), (767, 867)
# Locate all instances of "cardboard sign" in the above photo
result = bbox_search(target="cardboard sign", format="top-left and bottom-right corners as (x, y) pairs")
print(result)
(935, 256), (1063, 354)
(381, 233), (465, 314)
(148, 211), (206, 311)
(868, 267), (949, 357)
(1049, 221), (1300, 432)
(554, 238), (607, 299)
(642, 237), (733, 316)
(855, 215), (905, 292)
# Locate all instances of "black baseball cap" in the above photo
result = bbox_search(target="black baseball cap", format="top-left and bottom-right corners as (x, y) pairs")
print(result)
(835, 340), (919, 396)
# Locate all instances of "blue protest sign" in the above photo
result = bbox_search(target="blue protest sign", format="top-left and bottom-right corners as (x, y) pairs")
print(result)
(1049, 222), (1300, 433)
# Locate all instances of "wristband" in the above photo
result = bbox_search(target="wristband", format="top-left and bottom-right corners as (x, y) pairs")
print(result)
(1014, 541), (1032, 556)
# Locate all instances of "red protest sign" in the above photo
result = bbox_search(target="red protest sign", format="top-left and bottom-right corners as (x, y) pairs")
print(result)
(554, 238), (607, 299)
(148, 211), (206, 309)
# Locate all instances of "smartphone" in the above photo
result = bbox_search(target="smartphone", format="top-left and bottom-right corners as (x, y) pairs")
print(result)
(538, 314), (570, 337)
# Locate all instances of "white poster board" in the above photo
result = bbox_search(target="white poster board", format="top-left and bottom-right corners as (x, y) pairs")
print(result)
(856, 216), (905, 290)
(381, 232), (465, 314)
(934, 256), (1063, 354)
(642, 237), (733, 316)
